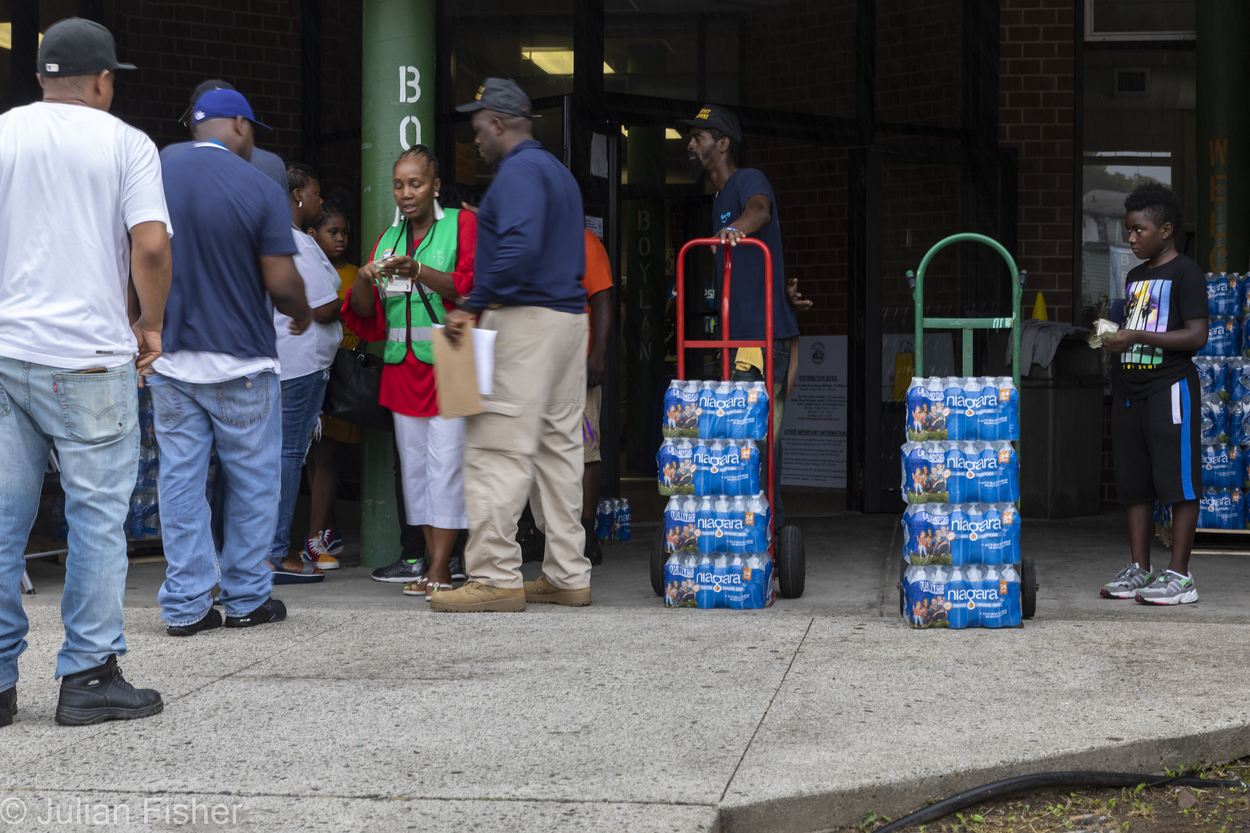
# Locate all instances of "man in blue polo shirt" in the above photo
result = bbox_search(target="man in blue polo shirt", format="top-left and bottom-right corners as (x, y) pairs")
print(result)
(149, 89), (312, 636)
(677, 104), (803, 528)
(437, 78), (591, 613)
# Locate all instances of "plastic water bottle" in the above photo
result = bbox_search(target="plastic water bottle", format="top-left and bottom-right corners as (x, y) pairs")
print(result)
(980, 565), (1003, 627)
(965, 565), (984, 627)
(747, 381), (769, 440)
(695, 553), (716, 609)
(713, 495), (733, 554)
(618, 499), (631, 542)
(1001, 564), (1023, 626)
(728, 381), (751, 439)
(977, 442), (1001, 503)
(696, 496), (717, 555)
(726, 554), (746, 609)
(977, 378), (1006, 441)
(711, 553), (730, 609)
(596, 499), (613, 543)
(946, 565), (969, 628)
(744, 552), (768, 608)
(940, 378), (966, 440)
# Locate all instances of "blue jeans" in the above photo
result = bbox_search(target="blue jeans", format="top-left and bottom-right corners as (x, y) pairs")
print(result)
(0, 358), (139, 689)
(732, 339), (792, 529)
(148, 371), (281, 625)
(269, 370), (329, 559)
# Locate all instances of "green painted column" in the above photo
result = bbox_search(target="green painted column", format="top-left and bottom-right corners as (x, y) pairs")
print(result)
(1196, 1), (1250, 274)
(358, 0), (435, 567)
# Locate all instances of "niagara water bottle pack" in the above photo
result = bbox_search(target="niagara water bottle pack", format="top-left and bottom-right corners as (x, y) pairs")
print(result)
(899, 377), (1023, 629)
(661, 493), (774, 609)
(595, 498), (632, 543)
(904, 377), (1020, 442)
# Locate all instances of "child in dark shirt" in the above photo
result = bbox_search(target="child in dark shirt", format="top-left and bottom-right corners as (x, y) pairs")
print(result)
(1099, 183), (1208, 605)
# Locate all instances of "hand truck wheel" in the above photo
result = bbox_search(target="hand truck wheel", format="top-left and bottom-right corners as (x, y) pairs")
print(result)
(650, 527), (667, 597)
(1021, 556), (1037, 620)
(776, 525), (805, 598)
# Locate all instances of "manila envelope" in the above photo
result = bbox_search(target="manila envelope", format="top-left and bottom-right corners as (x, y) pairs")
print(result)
(431, 323), (483, 417)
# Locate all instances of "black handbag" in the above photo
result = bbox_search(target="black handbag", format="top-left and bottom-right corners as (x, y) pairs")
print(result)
(323, 347), (393, 432)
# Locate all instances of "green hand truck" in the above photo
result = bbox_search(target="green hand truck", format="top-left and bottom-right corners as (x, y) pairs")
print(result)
(899, 232), (1037, 621)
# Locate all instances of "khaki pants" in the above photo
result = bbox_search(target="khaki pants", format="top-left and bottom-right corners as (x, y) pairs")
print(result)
(463, 306), (590, 589)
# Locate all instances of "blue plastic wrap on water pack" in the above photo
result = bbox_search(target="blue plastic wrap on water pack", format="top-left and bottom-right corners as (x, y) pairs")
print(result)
(691, 439), (761, 496)
(1195, 358), (1231, 400)
(903, 503), (1022, 566)
(1201, 394), (1230, 443)
(1229, 402), (1250, 447)
(661, 380), (701, 438)
(1200, 487), (1245, 530)
(1201, 441), (1241, 488)
(693, 493), (772, 555)
(902, 441), (1019, 505)
(657, 438), (694, 495)
(902, 564), (1022, 629)
(667, 552), (771, 609)
(1200, 316), (1238, 357)
(1231, 360), (1250, 399)
(905, 377), (1018, 442)
(1208, 272), (1242, 317)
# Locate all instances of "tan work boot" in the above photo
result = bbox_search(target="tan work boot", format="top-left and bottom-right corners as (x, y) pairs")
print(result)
(524, 574), (591, 607)
(429, 581), (526, 612)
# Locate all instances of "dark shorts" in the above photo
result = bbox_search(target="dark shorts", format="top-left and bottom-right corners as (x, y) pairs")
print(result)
(1112, 373), (1201, 505)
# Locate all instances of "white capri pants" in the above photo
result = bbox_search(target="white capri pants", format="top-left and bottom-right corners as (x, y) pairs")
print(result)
(393, 413), (469, 530)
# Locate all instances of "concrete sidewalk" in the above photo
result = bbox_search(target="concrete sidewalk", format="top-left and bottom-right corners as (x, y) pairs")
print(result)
(7, 509), (1250, 832)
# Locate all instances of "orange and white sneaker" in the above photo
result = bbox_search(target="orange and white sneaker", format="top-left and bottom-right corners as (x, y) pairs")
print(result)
(300, 536), (340, 571)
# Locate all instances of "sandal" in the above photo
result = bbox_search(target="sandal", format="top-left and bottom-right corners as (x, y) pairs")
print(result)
(402, 575), (432, 597)
(424, 582), (453, 602)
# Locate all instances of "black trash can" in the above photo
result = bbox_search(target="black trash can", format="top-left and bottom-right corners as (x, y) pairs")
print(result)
(1018, 336), (1104, 519)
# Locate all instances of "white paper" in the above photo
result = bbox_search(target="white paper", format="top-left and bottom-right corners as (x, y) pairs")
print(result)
(472, 328), (496, 396)
(432, 324), (496, 396)
(780, 335), (847, 489)
(585, 215), (604, 238)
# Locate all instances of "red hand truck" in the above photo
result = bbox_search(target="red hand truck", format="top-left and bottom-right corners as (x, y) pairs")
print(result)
(648, 237), (807, 601)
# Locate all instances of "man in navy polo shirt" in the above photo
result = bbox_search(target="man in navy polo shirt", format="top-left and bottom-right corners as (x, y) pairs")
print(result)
(149, 89), (312, 636)
(677, 104), (804, 528)
(437, 78), (591, 613)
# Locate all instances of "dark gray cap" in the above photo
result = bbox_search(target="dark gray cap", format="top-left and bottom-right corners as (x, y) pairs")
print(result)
(674, 104), (742, 144)
(38, 18), (136, 77)
(455, 78), (534, 119)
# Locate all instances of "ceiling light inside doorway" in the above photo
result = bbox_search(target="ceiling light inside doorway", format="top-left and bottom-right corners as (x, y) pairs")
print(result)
(0, 25), (45, 51)
(620, 126), (684, 140)
(521, 47), (614, 75)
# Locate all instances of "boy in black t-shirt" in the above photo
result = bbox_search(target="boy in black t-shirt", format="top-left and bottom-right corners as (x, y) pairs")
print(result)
(1100, 184), (1208, 605)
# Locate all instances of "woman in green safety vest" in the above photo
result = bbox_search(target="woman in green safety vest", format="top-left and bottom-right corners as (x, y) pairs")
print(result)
(341, 145), (479, 599)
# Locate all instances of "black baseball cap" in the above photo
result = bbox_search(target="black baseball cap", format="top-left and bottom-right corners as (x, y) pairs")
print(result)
(674, 104), (742, 144)
(180, 79), (235, 126)
(38, 18), (136, 77)
(455, 78), (534, 119)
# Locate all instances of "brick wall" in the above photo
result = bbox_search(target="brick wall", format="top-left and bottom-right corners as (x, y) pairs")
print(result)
(107, 1), (304, 163)
(998, 0), (1077, 324)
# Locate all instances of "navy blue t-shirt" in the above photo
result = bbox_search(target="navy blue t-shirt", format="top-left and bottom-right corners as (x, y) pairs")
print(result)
(161, 144), (296, 358)
(713, 168), (799, 341)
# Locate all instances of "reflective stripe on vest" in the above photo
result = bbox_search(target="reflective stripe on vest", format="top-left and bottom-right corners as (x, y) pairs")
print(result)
(387, 327), (433, 343)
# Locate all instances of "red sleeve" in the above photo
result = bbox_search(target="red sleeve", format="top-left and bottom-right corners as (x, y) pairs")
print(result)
(451, 209), (477, 300)
(340, 280), (388, 342)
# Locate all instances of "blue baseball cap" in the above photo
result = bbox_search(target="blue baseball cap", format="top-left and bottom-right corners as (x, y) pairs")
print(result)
(191, 88), (273, 137)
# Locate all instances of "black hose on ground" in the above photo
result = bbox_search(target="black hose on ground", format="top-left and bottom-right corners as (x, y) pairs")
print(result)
(873, 771), (1249, 833)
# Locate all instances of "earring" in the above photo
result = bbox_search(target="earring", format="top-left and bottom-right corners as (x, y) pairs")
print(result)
(435, 192), (440, 197)
(298, 200), (303, 208)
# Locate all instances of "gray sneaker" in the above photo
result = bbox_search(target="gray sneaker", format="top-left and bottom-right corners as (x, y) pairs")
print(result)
(1135, 571), (1198, 605)
(1101, 563), (1155, 599)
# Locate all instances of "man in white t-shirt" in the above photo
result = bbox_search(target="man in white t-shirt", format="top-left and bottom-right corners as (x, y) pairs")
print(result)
(0, 18), (170, 728)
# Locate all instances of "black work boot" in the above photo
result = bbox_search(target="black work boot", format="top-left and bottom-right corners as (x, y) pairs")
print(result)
(0, 686), (15, 727)
(583, 518), (603, 566)
(166, 608), (223, 637)
(55, 656), (163, 726)
(224, 598), (287, 628)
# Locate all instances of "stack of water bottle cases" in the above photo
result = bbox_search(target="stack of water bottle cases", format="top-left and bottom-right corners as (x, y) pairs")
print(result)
(658, 380), (773, 609)
(42, 386), (220, 543)
(595, 498), (632, 545)
(899, 377), (1024, 628)
(1173, 272), (1250, 532)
